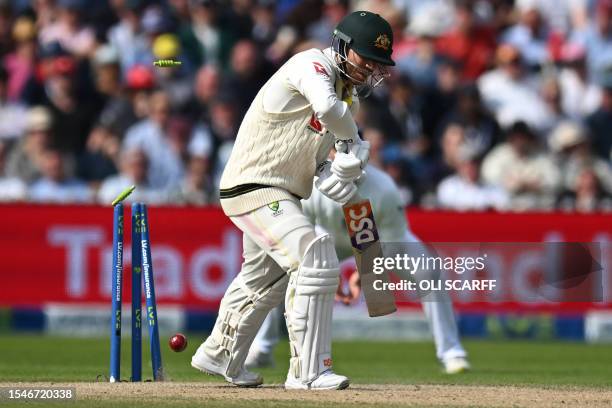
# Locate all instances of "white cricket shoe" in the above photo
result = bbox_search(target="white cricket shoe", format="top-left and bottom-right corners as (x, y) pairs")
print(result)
(285, 369), (350, 390)
(443, 357), (471, 374)
(191, 344), (263, 387)
(245, 349), (275, 369)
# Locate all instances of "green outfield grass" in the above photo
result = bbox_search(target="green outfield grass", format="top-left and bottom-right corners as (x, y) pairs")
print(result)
(0, 334), (610, 407)
(0, 334), (611, 386)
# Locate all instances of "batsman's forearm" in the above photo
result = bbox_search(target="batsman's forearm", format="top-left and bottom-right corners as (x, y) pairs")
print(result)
(318, 100), (358, 141)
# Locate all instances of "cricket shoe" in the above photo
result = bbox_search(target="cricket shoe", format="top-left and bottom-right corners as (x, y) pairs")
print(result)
(244, 349), (275, 369)
(443, 357), (471, 374)
(285, 370), (350, 390)
(191, 343), (263, 387)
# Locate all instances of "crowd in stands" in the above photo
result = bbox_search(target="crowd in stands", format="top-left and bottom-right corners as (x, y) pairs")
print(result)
(0, 0), (611, 212)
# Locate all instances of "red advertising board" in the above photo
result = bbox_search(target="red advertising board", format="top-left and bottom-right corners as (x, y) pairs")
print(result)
(0, 205), (610, 312)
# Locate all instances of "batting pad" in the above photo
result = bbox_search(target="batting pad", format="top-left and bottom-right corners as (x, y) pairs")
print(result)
(285, 234), (339, 383)
(209, 272), (288, 378)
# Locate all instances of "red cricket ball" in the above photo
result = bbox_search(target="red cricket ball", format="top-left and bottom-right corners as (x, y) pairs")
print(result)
(169, 333), (187, 352)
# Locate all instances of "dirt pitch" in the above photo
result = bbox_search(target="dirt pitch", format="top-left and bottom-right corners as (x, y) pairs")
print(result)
(4, 382), (612, 407)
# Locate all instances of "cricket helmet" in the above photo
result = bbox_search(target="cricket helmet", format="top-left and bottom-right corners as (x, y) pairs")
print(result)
(334, 11), (395, 66)
(331, 11), (394, 92)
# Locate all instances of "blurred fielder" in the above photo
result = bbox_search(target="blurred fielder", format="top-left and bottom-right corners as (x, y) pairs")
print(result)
(246, 164), (471, 375)
(192, 11), (395, 390)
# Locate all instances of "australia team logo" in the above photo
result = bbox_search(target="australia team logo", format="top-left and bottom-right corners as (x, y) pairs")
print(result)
(268, 201), (283, 217)
(374, 34), (391, 51)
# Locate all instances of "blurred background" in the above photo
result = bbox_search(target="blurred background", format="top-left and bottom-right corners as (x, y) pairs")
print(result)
(0, 0), (610, 211)
(0, 0), (611, 345)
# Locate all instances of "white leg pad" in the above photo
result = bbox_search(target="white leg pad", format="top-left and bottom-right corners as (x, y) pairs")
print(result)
(206, 272), (288, 377)
(285, 234), (339, 383)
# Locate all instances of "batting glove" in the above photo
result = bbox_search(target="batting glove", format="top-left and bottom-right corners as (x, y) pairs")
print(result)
(315, 161), (358, 204)
(335, 137), (370, 169)
(331, 152), (363, 182)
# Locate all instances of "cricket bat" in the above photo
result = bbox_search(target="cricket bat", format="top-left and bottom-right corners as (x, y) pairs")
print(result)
(343, 195), (397, 317)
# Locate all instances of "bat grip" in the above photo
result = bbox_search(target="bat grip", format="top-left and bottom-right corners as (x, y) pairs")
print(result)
(335, 139), (349, 154)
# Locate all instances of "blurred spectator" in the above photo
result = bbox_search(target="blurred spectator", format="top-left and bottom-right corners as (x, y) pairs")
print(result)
(0, 140), (27, 202)
(3, 16), (38, 102)
(190, 0), (238, 68)
(251, 0), (280, 47)
(558, 42), (602, 118)
(386, 74), (426, 151)
(536, 0), (588, 34)
(273, 0), (324, 54)
(107, 0), (149, 73)
(557, 168), (612, 212)
(501, 0), (550, 69)
(33, 0), (59, 30)
(0, 0), (13, 56)
(92, 45), (121, 103)
(0, 65), (28, 140)
(38, 0), (96, 58)
(266, 23), (300, 66)
(383, 0), (452, 24)
(208, 94), (240, 185)
(571, 0), (612, 81)
(421, 58), (462, 141)
(396, 3), (447, 88)
(169, 0), (205, 67)
(170, 0), (192, 23)
(76, 124), (119, 184)
(98, 148), (169, 205)
(436, 83), (500, 157)
(123, 90), (184, 190)
(42, 54), (97, 153)
(307, 0), (348, 45)
(586, 66), (612, 160)
(29, 148), (93, 203)
(191, 64), (220, 122)
(549, 121), (612, 195)
(482, 121), (561, 210)
(362, 127), (385, 169)
(434, 122), (468, 183)
(381, 153), (415, 206)
(166, 115), (196, 163)
(208, 94), (239, 143)
(539, 74), (568, 133)
(90, 44), (123, 123)
(224, 39), (272, 117)
(20, 41), (65, 105)
(437, 143), (509, 211)
(174, 152), (215, 205)
(6, 106), (54, 183)
(436, 0), (497, 80)
(478, 44), (553, 132)
(97, 63), (154, 138)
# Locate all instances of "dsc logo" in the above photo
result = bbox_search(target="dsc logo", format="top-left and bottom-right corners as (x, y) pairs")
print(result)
(343, 200), (379, 250)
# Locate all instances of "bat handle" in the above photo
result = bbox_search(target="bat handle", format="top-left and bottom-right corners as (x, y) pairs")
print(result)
(335, 139), (349, 154)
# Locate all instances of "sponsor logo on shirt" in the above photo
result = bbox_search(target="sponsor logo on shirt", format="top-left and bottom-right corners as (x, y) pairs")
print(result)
(307, 113), (324, 133)
(312, 61), (330, 77)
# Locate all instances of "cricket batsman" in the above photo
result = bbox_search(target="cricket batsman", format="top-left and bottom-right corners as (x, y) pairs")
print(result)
(246, 164), (471, 374)
(191, 11), (395, 390)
